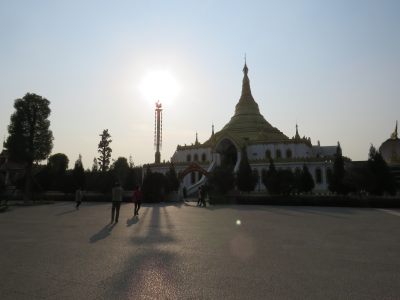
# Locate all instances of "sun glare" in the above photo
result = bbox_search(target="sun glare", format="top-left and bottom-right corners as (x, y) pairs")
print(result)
(139, 70), (180, 105)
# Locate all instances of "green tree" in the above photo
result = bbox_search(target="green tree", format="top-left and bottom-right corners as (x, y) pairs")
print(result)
(165, 163), (180, 193)
(262, 163), (295, 195)
(112, 157), (129, 185)
(97, 171), (115, 194)
(60, 170), (76, 194)
(5, 93), (54, 200)
(48, 153), (69, 175)
(142, 168), (166, 202)
(208, 165), (235, 195)
(262, 158), (279, 194)
(47, 153), (69, 191)
(367, 145), (396, 195)
(293, 167), (302, 193)
(72, 154), (85, 189)
(276, 169), (295, 195)
(124, 166), (142, 190)
(300, 164), (315, 193)
(236, 147), (257, 192)
(343, 162), (373, 194)
(97, 129), (112, 172)
(329, 142), (346, 194)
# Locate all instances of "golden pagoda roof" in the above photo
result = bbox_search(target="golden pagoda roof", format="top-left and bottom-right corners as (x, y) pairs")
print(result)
(204, 63), (289, 147)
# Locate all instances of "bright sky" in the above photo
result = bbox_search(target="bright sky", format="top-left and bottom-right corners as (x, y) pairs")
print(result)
(1, 0), (399, 168)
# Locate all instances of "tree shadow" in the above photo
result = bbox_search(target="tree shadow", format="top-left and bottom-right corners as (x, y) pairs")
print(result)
(131, 205), (175, 245)
(101, 205), (181, 298)
(89, 223), (116, 243)
(161, 206), (175, 230)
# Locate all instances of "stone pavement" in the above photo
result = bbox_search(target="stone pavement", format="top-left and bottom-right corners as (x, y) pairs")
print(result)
(1, 202), (400, 299)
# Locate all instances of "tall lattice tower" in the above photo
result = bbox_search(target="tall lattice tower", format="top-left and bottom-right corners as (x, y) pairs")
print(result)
(154, 101), (163, 164)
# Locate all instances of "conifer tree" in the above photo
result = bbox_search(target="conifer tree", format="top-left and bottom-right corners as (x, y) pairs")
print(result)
(72, 154), (85, 189)
(97, 129), (112, 172)
(300, 164), (315, 193)
(236, 146), (257, 192)
(262, 158), (279, 194)
(208, 165), (235, 195)
(329, 142), (346, 194)
(165, 163), (180, 193)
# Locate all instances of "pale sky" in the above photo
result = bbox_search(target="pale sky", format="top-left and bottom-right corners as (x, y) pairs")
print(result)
(1, 0), (399, 168)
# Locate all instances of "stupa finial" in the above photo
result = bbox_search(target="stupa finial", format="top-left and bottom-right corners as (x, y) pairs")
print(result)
(243, 53), (248, 75)
(391, 120), (398, 139)
(295, 124), (300, 139)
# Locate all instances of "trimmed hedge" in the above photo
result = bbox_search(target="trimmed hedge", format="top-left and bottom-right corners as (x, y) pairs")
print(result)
(209, 194), (400, 208)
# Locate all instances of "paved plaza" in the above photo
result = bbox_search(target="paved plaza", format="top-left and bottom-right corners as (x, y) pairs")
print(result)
(1, 201), (400, 299)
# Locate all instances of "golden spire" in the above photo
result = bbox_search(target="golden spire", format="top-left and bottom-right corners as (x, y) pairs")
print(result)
(391, 120), (398, 139)
(234, 61), (260, 116)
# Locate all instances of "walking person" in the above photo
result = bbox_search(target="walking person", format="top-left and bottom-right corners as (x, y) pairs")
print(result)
(111, 182), (123, 223)
(197, 186), (203, 206)
(75, 188), (83, 210)
(133, 185), (143, 216)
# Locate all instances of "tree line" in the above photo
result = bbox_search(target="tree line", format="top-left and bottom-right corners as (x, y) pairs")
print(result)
(1, 93), (144, 199)
(1, 93), (397, 201)
(207, 143), (397, 197)
(207, 147), (316, 196)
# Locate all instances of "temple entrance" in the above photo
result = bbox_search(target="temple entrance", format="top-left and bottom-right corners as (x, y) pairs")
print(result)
(215, 138), (238, 168)
(178, 162), (209, 181)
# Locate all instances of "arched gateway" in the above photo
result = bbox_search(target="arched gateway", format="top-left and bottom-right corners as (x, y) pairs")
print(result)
(178, 162), (209, 181)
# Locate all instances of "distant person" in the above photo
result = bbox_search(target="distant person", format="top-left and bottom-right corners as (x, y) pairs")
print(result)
(133, 185), (143, 216)
(111, 182), (123, 223)
(200, 186), (206, 207)
(75, 188), (83, 210)
(197, 186), (203, 207)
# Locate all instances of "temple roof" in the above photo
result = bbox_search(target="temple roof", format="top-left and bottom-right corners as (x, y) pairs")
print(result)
(205, 63), (289, 147)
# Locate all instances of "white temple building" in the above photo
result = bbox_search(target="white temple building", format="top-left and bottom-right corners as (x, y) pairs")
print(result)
(148, 63), (339, 195)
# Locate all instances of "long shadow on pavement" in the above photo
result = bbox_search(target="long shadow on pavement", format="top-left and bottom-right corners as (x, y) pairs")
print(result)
(89, 223), (116, 243)
(130, 205), (175, 244)
(101, 205), (181, 298)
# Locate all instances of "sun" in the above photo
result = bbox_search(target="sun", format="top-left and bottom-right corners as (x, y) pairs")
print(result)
(139, 70), (180, 105)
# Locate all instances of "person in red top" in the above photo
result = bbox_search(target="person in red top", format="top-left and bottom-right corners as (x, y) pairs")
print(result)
(132, 185), (143, 216)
